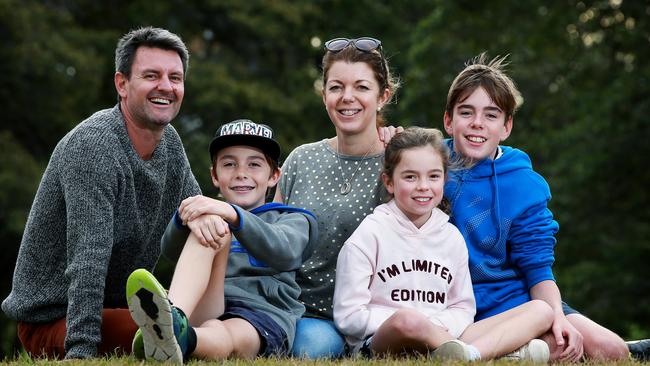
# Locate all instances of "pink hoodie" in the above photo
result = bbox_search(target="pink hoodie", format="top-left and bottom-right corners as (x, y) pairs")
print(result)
(333, 200), (476, 348)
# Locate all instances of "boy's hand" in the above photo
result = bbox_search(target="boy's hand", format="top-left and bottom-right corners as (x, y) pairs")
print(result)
(378, 125), (404, 147)
(179, 195), (237, 224)
(186, 214), (230, 250)
(552, 314), (584, 362)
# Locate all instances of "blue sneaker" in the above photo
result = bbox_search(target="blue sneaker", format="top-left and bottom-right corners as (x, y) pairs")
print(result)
(126, 269), (190, 364)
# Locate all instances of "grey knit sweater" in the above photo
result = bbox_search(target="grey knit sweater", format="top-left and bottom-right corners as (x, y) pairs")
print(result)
(2, 105), (201, 359)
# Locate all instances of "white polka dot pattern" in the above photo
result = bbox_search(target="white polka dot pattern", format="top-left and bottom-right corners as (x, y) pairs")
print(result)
(279, 140), (386, 318)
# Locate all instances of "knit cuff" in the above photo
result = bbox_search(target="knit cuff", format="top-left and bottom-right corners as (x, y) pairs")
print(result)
(64, 342), (97, 360)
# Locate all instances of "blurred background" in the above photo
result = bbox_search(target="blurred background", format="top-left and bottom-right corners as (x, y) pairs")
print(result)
(1, 0), (648, 358)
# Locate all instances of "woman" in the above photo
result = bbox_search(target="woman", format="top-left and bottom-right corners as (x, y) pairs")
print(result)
(275, 37), (399, 358)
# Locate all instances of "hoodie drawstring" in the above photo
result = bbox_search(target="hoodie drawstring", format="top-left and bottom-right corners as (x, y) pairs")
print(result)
(491, 160), (503, 248)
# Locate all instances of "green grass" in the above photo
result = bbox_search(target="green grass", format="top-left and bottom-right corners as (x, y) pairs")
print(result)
(0, 354), (644, 366)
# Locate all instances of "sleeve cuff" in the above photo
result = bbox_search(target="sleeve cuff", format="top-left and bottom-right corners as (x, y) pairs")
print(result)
(228, 204), (244, 232)
(173, 209), (186, 230)
(526, 266), (555, 289)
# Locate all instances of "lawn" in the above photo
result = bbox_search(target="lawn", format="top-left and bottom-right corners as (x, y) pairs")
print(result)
(0, 354), (644, 366)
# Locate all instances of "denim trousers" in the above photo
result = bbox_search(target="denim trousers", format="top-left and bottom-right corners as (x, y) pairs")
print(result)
(291, 317), (346, 359)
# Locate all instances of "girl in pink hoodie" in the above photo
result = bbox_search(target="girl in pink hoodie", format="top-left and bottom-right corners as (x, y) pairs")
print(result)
(333, 127), (550, 362)
(333, 127), (475, 359)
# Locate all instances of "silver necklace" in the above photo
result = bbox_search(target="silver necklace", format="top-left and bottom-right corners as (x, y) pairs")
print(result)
(336, 140), (376, 195)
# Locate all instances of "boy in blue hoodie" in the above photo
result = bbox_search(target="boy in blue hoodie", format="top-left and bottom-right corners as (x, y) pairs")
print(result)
(126, 119), (317, 364)
(442, 53), (632, 362)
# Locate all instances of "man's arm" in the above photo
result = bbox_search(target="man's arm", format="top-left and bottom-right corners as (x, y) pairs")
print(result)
(59, 138), (120, 359)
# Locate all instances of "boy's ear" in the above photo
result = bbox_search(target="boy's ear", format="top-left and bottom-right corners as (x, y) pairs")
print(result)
(381, 172), (394, 194)
(210, 165), (219, 187)
(267, 167), (281, 188)
(500, 116), (514, 141)
(443, 111), (454, 136)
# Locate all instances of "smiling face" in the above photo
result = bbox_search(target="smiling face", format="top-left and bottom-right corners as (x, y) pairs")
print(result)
(323, 61), (390, 137)
(382, 145), (445, 228)
(115, 46), (184, 130)
(444, 86), (512, 162)
(211, 145), (280, 210)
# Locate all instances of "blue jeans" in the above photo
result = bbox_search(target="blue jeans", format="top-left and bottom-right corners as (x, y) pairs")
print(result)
(291, 317), (346, 359)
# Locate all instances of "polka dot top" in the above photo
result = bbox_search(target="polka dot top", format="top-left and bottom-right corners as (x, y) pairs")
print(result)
(279, 139), (386, 319)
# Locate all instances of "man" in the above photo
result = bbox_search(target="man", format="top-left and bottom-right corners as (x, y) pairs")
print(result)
(2, 27), (200, 360)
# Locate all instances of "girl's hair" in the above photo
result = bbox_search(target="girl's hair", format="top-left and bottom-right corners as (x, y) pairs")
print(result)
(383, 127), (451, 214)
(445, 52), (522, 121)
(321, 46), (400, 127)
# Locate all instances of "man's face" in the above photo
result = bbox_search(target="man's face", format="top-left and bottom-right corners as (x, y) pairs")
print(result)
(444, 86), (512, 162)
(115, 46), (184, 130)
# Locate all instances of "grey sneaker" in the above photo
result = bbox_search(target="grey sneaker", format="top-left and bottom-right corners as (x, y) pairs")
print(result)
(627, 339), (650, 362)
(432, 339), (472, 361)
(502, 339), (549, 363)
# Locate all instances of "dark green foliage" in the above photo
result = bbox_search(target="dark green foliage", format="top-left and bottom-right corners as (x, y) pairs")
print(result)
(1, 0), (648, 358)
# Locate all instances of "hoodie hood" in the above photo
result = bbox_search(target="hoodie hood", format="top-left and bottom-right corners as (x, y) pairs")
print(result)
(446, 139), (532, 179)
(373, 199), (450, 236)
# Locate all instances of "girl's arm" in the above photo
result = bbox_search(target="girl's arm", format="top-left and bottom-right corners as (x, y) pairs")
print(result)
(427, 242), (476, 338)
(333, 240), (394, 342)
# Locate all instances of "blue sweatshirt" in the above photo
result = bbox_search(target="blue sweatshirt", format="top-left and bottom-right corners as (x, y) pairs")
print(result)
(444, 140), (559, 320)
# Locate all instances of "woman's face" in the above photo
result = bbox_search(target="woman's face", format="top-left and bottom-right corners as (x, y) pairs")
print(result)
(322, 61), (389, 137)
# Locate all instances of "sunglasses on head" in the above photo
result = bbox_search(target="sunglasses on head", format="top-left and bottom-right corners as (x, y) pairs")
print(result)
(324, 37), (383, 53)
(324, 37), (388, 84)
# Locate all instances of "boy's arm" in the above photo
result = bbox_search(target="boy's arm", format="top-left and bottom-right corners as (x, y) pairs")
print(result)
(229, 206), (317, 271)
(178, 195), (238, 225)
(509, 185), (583, 361)
(530, 281), (584, 362)
(176, 196), (236, 247)
(509, 199), (558, 290)
(160, 211), (191, 262)
(160, 210), (230, 262)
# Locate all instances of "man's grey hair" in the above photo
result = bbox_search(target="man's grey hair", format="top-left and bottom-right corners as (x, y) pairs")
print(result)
(115, 26), (189, 79)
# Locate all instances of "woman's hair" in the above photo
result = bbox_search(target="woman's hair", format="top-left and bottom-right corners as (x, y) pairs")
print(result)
(321, 45), (400, 127)
(445, 52), (522, 121)
(383, 127), (451, 214)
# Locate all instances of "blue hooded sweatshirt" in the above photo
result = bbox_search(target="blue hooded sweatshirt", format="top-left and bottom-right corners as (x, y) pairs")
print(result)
(444, 140), (559, 320)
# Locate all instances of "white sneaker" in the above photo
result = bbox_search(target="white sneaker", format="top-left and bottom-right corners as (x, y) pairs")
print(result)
(503, 339), (549, 363)
(432, 339), (472, 361)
